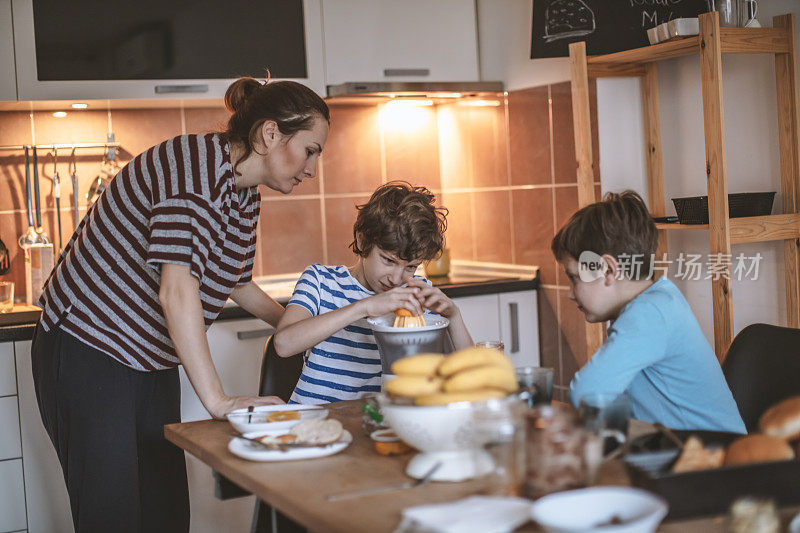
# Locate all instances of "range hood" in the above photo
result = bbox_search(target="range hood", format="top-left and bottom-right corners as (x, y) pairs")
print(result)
(326, 81), (504, 100)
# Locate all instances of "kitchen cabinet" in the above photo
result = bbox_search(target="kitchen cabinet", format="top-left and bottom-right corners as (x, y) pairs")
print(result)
(15, 339), (73, 533)
(321, 0), (479, 87)
(0, 460), (27, 533)
(0, 396), (21, 461)
(7, 0), (326, 102)
(179, 317), (273, 533)
(453, 289), (540, 367)
(0, 0), (16, 101)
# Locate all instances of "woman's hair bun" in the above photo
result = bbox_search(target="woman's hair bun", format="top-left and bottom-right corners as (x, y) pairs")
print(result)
(224, 77), (262, 113)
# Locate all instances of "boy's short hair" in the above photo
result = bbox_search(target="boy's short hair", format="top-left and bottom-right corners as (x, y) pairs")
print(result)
(551, 190), (658, 279)
(350, 181), (447, 262)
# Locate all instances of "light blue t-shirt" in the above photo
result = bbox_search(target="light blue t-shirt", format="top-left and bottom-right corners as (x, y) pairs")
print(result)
(570, 278), (746, 434)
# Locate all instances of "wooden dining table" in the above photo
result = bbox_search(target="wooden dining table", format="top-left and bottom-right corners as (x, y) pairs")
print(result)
(164, 400), (799, 533)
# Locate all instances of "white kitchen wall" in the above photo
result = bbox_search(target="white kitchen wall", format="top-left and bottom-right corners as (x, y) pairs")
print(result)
(477, 0), (800, 346)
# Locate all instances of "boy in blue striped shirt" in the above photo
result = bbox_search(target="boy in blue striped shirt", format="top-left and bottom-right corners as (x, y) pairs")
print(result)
(273, 182), (474, 404)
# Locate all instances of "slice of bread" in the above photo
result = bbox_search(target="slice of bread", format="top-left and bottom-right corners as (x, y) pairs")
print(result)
(290, 419), (344, 445)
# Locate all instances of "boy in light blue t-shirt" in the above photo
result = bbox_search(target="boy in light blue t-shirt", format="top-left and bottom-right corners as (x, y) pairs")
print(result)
(551, 191), (745, 434)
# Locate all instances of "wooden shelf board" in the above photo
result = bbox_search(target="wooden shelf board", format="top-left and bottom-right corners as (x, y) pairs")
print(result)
(655, 223), (709, 230)
(586, 27), (791, 67)
(730, 214), (800, 244)
(656, 214), (800, 244)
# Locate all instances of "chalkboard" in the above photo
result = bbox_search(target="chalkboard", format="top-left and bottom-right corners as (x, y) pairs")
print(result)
(531, 0), (709, 58)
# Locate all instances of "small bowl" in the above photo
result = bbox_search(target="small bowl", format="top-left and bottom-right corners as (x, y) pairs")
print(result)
(531, 487), (667, 533)
(226, 404), (327, 434)
(370, 428), (413, 456)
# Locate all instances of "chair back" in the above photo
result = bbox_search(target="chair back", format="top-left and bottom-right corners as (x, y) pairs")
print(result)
(259, 335), (305, 402)
(722, 323), (800, 432)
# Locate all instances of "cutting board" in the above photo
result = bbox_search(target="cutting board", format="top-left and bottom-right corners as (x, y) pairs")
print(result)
(0, 304), (42, 326)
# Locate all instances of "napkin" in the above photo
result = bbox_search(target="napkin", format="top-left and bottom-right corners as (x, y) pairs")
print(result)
(394, 495), (533, 533)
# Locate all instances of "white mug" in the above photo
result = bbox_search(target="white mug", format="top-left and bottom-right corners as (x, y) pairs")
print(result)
(741, 0), (759, 27)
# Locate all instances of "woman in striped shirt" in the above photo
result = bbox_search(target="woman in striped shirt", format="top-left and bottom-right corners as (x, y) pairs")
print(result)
(30, 78), (329, 532)
(273, 183), (474, 403)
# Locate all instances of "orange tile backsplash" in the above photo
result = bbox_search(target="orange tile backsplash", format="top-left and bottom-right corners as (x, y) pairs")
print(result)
(0, 82), (599, 386)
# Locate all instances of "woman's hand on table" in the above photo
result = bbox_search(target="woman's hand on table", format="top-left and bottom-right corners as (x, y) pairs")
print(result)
(208, 394), (284, 420)
(360, 286), (424, 317)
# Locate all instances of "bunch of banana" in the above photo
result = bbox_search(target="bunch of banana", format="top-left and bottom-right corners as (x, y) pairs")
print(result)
(386, 347), (518, 405)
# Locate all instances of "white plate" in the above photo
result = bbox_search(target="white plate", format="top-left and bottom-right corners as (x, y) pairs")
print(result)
(227, 404), (328, 433)
(228, 429), (353, 462)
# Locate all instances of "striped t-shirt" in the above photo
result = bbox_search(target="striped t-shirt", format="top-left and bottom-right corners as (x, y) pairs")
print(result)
(287, 264), (431, 404)
(39, 134), (259, 371)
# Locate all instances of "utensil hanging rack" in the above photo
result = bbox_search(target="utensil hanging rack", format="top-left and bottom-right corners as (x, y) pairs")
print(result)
(0, 139), (120, 159)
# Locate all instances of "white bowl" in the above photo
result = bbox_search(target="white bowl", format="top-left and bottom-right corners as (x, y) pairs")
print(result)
(226, 404), (327, 434)
(531, 487), (668, 533)
(377, 394), (494, 482)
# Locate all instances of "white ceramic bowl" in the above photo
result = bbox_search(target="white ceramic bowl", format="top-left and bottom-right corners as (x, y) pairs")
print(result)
(530, 487), (668, 533)
(377, 394), (494, 482)
(226, 404), (327, 434)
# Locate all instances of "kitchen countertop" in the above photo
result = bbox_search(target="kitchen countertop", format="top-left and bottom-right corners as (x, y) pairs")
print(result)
(0, 261), (539, 342)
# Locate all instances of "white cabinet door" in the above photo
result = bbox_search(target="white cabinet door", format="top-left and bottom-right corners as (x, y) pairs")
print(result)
(179, 318), (273, 533)
(499, 290), (540, 367)
(0, 0), (16, 101)
(0, 459), (27, 532)
(15, 340), (74, 533)
(0, 396), (21, 461)
(452, 294), (501, 346)
(322, 0), (479, 86)
(0, 341), (16, 396)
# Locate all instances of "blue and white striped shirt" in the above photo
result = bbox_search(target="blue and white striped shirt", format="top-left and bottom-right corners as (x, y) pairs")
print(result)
(287, 264), (429, 404)
(287, 264), (382, 404)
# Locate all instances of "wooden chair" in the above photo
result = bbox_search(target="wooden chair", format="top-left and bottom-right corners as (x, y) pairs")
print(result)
(722, 324), (800, 432)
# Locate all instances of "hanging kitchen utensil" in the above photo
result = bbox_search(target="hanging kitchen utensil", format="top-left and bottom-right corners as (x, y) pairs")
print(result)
(86, 148), (118, 205)
(0, 236), (9, 275)
(51, 148), (62, 251)
(69, 148), (80, 229)
(19, 146), (38, 249)
(25, 147), (54, 304)
(32, 147), (50, 245)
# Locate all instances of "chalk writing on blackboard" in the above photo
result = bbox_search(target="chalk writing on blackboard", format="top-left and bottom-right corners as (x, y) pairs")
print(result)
(544, 0), (597, 43)
(531, 0), (709, 59)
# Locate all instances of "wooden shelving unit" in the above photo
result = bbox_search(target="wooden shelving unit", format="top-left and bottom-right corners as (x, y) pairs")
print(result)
(569, 11), (800, 362)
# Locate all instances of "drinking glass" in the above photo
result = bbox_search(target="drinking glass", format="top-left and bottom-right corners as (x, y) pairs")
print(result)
(514, 366), (554, 406)
(524, 404), (598, 498)
(708, 0), (740, 27)
(475, 340), (504, 352)
(470, 397), (526, 496)
(578, 392), (632, 454)
(0, 282), (13, 313)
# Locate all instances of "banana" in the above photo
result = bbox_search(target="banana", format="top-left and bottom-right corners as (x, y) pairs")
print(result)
(391, 354), (445, 377)
(438, 347), (512, 377)
(443, 364), (519, 393)
(385, 375), (443, 397)
(415, 389), (507, 406)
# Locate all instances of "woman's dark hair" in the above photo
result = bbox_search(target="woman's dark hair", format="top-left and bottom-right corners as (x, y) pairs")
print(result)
(221, 77), (330, 175)
(551, 190), (658, 279)
(350, 181), (448, 262)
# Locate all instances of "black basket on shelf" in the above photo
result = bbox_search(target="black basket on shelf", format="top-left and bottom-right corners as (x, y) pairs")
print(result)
(671, 192), (776, 225)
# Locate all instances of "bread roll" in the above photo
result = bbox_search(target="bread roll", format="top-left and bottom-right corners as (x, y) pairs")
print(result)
(289, 419), (344, 445)
(758, 396), (800, 441)
(724, 434), (794, 466)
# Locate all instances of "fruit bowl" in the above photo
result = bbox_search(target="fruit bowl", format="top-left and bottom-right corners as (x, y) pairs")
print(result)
(377, 393), (495, 482)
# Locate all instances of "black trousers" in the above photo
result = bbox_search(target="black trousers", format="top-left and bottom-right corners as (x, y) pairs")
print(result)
(31, 321), (190, 533)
